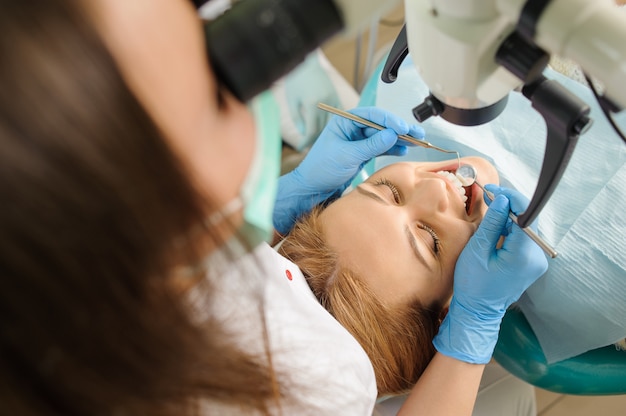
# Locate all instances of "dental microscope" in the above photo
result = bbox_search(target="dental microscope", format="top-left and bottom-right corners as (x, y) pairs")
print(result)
(197, 0), (626, 228)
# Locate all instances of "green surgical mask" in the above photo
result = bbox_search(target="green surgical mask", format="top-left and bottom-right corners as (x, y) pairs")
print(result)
(206, 91), (282, 250)
(173, 93), (282, 281)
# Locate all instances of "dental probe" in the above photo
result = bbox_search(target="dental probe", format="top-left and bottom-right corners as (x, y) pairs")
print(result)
(478, 182), (558, 258)
(456, 164), (558, 259)
(317, 103), (459, 157)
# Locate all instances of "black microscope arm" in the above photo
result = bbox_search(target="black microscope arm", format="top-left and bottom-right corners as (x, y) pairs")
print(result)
(517, 76), (591, 228)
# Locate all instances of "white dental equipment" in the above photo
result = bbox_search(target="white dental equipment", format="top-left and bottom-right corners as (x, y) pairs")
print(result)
(382, 0), (625, 229)
(456, 164), (558, 258)
(390, 0), (626, 120)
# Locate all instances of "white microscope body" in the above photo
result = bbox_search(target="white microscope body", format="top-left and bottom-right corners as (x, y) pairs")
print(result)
(403, 0), (626, 112)
(380, 0), (625, 226)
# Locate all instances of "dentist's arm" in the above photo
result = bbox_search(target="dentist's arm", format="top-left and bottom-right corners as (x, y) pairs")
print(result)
(399, 353), (485, 415)
(273, 107), (423, 235)
(400, 187), (549, 415)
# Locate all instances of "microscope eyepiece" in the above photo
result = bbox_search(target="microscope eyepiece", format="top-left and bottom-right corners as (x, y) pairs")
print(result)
(203, 0), (343, 102)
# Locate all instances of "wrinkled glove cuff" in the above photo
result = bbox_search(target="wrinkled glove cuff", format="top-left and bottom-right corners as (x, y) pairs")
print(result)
(433, 300), (503, 364)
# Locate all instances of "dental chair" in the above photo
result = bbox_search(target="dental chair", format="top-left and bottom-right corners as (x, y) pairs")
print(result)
(494, 308), (626, 396)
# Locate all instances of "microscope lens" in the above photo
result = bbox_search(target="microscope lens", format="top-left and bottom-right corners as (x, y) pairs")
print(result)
(204, 0), (343, 102)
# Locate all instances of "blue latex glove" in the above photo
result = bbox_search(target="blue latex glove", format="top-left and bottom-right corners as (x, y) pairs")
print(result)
(273, 106), (424, 235)
(433, 185), (549, 364)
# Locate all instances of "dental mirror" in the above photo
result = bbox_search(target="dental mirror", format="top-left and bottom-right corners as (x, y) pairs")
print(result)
(457, 164), (558, 258)
(456, 164), (477, 187)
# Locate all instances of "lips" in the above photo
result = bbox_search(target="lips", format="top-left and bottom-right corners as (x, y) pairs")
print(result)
(465, 183), (476, 215)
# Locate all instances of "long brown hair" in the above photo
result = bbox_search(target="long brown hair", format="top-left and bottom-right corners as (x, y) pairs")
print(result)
(0, 0), (280, 414)
(278, 206), (443, 396)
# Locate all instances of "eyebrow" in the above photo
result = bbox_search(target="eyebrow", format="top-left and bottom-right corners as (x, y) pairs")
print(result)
(356, 186), (432, 272)
(356, 185), (386, 204)
(405, 225), (433, 272)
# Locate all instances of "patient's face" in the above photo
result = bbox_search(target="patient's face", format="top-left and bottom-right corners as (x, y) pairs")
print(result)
(319, 156), (498, 307)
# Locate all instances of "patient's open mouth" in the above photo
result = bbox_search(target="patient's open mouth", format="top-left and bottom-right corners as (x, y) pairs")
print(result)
(435, 169), (473, 215)
(464, 183), (474, 215)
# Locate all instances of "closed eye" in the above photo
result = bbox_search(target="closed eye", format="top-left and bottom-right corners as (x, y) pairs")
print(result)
(373, 177), (401, 204)
(418, 223), (440, 254)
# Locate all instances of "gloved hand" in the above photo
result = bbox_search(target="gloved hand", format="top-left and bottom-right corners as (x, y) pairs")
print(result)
(273, 106), (424, 235)
(433, 184), (549, 364)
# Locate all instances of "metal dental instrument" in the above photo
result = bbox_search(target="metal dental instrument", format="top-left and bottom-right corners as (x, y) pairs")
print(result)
(456, 164), (558, 259)
(317, 103), (460, 161)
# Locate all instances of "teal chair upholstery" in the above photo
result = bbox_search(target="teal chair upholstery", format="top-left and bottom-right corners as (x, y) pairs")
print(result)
(494, 308), (626, 395)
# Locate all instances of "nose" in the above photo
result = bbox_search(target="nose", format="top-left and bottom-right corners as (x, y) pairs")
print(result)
(405, 173), (450, 214)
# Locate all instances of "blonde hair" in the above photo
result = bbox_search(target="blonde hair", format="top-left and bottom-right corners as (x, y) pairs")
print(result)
(278, 207), (443, 396)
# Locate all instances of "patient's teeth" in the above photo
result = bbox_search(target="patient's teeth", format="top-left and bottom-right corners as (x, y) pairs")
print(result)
(436, 170), (468, 208)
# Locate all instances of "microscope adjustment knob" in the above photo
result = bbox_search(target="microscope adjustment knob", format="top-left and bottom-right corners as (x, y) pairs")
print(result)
(496, 32), (549, 85)
(412, 95), (444, 122)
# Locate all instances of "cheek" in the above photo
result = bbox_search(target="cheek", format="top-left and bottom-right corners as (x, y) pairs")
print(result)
(91, 0), (211, 144)
(443, 225), (474, 276)
(440, 271), (455, 301)
(195, 103), (256, 206)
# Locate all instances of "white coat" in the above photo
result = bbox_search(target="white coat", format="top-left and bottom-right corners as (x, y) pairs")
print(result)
(191, 242), (377, 415)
